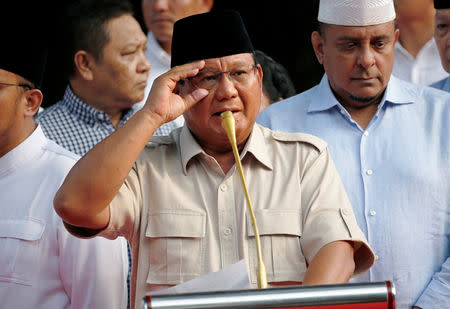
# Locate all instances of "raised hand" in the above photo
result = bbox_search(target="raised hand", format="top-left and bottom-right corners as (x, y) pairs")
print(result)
(142, 60), (209, 125)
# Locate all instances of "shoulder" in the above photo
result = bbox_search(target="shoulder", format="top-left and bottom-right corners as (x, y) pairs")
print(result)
(258, 124), (327, 153)
(41, 137), (80, 169)
(388, 76), (450, 108)
(257, 86), (317, 128)
(264, 87), (316, 113)
(148, 135), (175, 146)
(140, 130), (179, 162)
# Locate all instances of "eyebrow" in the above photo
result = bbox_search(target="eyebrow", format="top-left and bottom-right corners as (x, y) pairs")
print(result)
(337, 35), (391, 41)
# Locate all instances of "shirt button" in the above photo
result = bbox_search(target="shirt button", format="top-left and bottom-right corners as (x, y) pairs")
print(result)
(370, 210), (376, 216)
(224, 228), (231, 235)
(374, 255), (379, 261)
(363, 131), (369, 137)
(220, 184), (228, 191)
(366, 169), (373, 176)
(340, 109), (346, 115)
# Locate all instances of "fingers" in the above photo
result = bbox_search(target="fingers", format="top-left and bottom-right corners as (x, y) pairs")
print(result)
(182, 88), (209, 110)
(167, 60), (206, 85)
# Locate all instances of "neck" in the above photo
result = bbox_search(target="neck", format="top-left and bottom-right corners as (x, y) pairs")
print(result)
(343, 104), (379, 130)
(207, 149), (236, 174)
(201, 138), (247, 175)
(333, 89), (384, 130)
(0, 121), (37, 158)
(70, 81), (125, 128)
(158, 39), (172, 55)
(397, 13), (435, 58)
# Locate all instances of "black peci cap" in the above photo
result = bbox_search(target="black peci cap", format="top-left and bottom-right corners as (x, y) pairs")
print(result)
(171, 9), (254, 68)
(434, 0), (450, 9)
(0, 3), (49, 87)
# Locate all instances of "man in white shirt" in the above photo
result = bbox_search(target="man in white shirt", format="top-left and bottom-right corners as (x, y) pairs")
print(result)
(431, 0), (450, 91)
(392, 0), (447, 85)
(136, 0), (213, 134)
(0, 7), (127, 308)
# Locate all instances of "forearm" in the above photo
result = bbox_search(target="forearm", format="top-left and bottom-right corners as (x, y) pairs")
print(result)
(54, 61), (207, 230)
(302, 240), (355, 285)
(54, 109), (162, 229)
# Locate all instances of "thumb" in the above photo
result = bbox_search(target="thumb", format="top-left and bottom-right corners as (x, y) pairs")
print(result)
(183, 88), (209, 109)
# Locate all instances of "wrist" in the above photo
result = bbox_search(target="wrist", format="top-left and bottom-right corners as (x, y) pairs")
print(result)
(136, 108), (166, 130)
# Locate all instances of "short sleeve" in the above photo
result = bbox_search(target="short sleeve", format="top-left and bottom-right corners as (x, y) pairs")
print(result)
(100, 166), (142, 244)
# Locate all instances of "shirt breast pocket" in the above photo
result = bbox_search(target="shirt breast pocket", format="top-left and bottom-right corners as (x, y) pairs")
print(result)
(0, 218), (45, 286)
(145, 210), (206, 285)
(247, 209), (306, 284)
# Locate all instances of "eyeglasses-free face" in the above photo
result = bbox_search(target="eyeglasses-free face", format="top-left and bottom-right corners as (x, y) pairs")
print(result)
(182, 64), (258, 90)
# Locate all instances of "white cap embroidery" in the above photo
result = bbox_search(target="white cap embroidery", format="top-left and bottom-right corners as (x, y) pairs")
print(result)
(318, 0), (396, 26)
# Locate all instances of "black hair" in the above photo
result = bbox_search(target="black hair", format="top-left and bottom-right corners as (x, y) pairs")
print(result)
(61, 0), (134, 78)
(254, 50), (296, 103)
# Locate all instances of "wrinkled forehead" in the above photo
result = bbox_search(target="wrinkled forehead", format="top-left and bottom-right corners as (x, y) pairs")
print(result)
(201, 53), (255, 69)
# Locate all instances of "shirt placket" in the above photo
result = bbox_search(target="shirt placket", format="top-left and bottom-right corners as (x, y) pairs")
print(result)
(217, 176), (239, 269)
(359, 114), (382, 281)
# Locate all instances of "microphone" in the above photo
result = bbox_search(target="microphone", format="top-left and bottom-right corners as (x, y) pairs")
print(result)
(220, 111), (268, 289)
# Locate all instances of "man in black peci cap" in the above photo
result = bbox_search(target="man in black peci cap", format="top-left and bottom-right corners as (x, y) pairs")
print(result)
(54, 10), (374, 308)
(0, 3), (128, 309)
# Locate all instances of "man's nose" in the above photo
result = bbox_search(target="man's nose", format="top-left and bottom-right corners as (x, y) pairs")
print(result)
(357, 46), (376, 68)
(214, 72), (238, 100)
(151, 0), (169, 12)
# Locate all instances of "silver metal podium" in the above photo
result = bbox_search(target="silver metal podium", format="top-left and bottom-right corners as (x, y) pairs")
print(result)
(142, 281), (395, 309)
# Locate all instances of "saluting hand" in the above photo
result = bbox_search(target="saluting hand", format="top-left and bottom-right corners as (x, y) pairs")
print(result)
(142, 60), (209, 125)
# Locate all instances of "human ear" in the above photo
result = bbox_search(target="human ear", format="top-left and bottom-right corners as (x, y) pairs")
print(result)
(311, 31), (325, 65)
(74, 50), (95, 81)
(23, 89), (43, 117)
(202, 0), (214, 11)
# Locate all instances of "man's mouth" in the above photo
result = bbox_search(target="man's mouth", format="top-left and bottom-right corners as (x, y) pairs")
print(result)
(213, 110), (239, 117)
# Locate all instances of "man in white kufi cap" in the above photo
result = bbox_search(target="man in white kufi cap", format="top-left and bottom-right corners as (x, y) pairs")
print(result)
(258, 0), (450, 308)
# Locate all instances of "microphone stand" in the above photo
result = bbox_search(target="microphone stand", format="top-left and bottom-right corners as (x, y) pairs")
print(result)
(220, 111), (268, 289)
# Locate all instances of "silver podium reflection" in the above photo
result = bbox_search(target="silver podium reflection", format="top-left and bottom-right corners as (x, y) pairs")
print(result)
(142, 281), (395, 309)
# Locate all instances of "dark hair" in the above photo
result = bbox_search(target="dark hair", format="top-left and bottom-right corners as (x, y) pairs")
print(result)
(62, 0), (134, 78)
(254, 50), (296, 103)
(317, 21), (328, 39)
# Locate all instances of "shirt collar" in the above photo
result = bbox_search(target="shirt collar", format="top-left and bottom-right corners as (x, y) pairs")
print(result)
(395, 37), (437, 60)
(307, 74), (342, 112)
(147, 32), (171, 66)
(308, 73), (415, 113)
(61, 85), (137, 127)
(0, 125), (46, 177)
(179, 124), (273, 175)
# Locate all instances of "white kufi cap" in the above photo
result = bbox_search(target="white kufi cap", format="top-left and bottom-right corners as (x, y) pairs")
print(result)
(318, 0), (396, 26)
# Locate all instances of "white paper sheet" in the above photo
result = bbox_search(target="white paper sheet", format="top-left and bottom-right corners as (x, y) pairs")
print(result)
(148, 259), (250, 296)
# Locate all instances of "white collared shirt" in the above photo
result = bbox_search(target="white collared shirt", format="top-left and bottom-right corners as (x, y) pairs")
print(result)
(135, 32), (184, 132)
(392, 37), (447, 86)
(0, 126), (128, 309)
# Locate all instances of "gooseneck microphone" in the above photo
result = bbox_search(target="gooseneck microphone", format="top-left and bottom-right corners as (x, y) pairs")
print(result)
(220, 111), (268, 289)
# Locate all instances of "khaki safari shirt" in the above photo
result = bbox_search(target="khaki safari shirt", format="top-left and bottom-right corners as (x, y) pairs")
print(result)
(88, 124), (374, 309)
